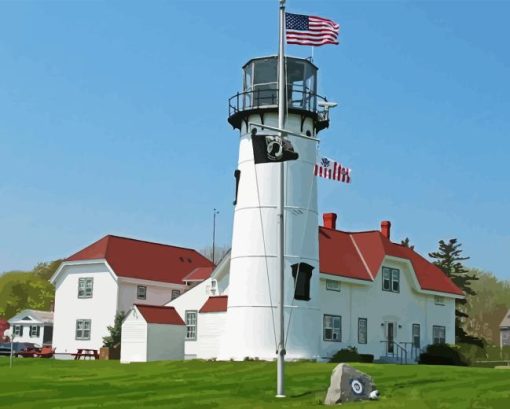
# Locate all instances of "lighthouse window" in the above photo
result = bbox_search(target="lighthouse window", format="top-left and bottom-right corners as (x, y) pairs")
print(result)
(291, 262), (313, 301)
(323, 314), (341, 342)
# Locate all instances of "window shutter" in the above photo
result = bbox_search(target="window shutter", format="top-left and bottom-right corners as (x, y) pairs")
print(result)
(36, 326), (40, 337)
(20, 326), (24, 337)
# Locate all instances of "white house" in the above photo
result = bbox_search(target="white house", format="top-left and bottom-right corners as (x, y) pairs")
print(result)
(121, 304), (185, 363)
(50, 235), (214, 355)
(167, 215), (463, 362)
(8, 309), (54, 347)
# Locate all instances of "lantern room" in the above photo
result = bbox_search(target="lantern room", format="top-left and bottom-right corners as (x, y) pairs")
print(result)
(228, 56), (330, 131)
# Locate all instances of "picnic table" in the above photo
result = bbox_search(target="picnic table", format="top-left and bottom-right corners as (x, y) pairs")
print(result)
(72, 348), (99, 360)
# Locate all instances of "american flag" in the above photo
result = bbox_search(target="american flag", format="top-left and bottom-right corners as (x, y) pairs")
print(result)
(314, 157), (351, 183)
(285, 13), (340, 46)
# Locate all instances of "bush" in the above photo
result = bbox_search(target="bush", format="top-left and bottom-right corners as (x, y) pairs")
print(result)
(329, 346), (374, 363)
(418, 344), (468, 366)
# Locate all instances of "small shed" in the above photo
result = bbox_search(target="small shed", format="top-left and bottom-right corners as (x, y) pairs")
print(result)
(121, 304), (185, 363)
(500, 309), (510, 347)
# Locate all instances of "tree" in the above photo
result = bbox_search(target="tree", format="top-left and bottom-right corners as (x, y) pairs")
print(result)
(103, 311), (126, 349)
(464, 268), (510, 345)
(199, 245), (230, 264)
(429, 239), (482, 346)
(400, 237), (414, 250)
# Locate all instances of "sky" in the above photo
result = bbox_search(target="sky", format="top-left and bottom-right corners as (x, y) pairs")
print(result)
(0, 0), (509, 279)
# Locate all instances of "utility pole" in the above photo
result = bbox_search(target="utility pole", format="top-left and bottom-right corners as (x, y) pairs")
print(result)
(212, 208), (220, 264)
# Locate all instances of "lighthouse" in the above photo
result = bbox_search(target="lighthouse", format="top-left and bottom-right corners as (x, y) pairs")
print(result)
(218, 55), (332, 361)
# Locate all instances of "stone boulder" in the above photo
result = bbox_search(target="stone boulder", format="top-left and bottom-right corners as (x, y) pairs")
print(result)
(324, 363), (379, 405)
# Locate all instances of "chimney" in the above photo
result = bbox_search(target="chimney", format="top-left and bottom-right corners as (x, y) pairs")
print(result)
(323, 213), (338, 230)
(380, 220), (391, 240)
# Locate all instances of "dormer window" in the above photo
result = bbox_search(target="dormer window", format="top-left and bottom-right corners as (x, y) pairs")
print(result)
(382, 267), (399, 293)
(78, 278), (93, 298)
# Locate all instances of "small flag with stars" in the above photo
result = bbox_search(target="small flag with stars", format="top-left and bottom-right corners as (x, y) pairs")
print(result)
(314, 156), (351, 184)
(285, 13), (340, 46)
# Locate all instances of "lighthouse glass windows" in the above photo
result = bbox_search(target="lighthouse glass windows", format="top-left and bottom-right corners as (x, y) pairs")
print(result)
(242, 57), (317, 111)
(382, 267), (400, 293)
(323, 315), (341, 342)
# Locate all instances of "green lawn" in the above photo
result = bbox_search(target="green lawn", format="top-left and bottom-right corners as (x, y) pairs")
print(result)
(1, 358), (510, 409)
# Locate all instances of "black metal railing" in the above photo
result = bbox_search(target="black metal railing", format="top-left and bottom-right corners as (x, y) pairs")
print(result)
(228, 88), (330, 121)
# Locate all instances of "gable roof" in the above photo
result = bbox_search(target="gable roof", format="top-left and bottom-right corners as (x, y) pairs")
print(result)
(500, 309), (510, 328)
(8, 309), (54, 324)
(182, 267), (214, 283)
(65, 235), (214, 285)
(199, 295), (228, 313)
(319, 227), (463, 296)
(135, 305), (185, 325)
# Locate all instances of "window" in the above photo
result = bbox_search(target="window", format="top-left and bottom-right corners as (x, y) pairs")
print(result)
(291, 262), (314, 301)
(382, 267), (400, 293)
(326, 279), (341, 292)
(30, 325), (39, 338)
(137, 285), (147, 300)
(323, 314), (341, 342)
(171, 289), (181, 300)
(78, 277), (93, 298)
(434, 295), (445, 306)
(13, 325), (22, 337)
(185, 311), (197, 341)
(433, 325), (446, 344)
(412, 324), (421, 348)
(75, 319), (91, 340)
(358, 318), (367, 344)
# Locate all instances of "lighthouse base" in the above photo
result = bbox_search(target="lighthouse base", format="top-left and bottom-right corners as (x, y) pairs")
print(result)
(217, 305), (321, 361)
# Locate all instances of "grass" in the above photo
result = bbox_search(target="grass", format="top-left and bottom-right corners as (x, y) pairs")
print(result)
(1, 358), (510, 408)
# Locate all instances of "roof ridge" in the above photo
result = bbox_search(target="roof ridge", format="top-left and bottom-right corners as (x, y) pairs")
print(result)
(135, 304), (175, 309)
(104, 234), (202, 253)
(320, 227), (382, 235)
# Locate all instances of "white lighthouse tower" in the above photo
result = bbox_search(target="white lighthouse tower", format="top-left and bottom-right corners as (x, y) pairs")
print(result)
(218, 55), (332, 361)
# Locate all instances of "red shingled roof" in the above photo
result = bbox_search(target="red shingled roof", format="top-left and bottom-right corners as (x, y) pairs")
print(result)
(66, 235), (214, 284)
(319, 227), (463, 296)
(135, 305), (185, 325)
(182, 266), (214, 283)
(199, 295), (228, 313)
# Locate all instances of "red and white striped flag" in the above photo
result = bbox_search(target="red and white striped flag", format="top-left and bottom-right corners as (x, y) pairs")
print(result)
(285, 13), (340, 46)
(314, 156), (351, 183)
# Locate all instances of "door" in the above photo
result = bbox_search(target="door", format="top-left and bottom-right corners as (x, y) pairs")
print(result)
(387, 322), (394, 354)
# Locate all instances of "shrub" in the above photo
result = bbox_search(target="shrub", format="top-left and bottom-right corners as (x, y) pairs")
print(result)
(329, 346), (374, 363)
(418, 344), (468, 366)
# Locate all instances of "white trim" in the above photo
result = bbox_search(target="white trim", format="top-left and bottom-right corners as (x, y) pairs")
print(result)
(50, 259), (118, 285)
(319, 273), (372, 286)
(350, 235), (374, 280)
(118, 276), (187, 289)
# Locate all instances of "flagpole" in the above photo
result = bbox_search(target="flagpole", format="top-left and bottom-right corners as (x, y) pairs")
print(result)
(276, 0), (286, 399)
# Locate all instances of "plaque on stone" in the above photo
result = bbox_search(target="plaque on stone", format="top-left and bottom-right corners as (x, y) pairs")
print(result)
(324, 363), (380, 405)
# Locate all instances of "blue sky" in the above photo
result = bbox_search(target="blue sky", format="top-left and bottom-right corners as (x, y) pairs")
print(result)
(0, 0), (509, 279)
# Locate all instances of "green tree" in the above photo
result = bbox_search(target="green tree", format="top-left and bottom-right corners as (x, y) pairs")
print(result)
(400, 237), (414, 250)
(464, 268), (510, 345)
(429, 239), (482, 346)
(0, 260), (62, 319)
(103, 311), (126, 348)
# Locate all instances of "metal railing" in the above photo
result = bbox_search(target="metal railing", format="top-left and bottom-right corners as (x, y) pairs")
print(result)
(228, 88), (330, 121)
(380, 340), (409, 364)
